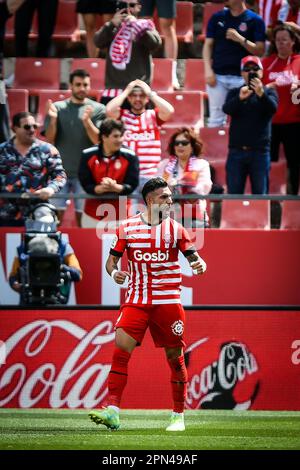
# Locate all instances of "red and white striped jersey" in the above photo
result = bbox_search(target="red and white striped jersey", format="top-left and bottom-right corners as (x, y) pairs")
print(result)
(110, 214), (196, 305)
(120, 108), (164, 178)
(259, 0), (281, 27)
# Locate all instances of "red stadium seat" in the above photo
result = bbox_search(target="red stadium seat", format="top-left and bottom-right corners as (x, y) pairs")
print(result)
(154, 1), (194, 43)
(71, 58), (106, 92)
(269, 161), (287, 195)
(220, 200), (270, 229)
(198, 2), (224, 41)
(209, 160), (226, 190)
(280, 201), (300, 229)
(159, 127), (177, 158)
(184, 59), (206, 92)
(13, 58), (61, 95)
(51, 0), (79, 41)
(200, 127), (229, 161)
(6, 89), (29, 119)
(36, 89), (72, 125)
(151, 59), (173, 92)
(158, 91), (204, 129)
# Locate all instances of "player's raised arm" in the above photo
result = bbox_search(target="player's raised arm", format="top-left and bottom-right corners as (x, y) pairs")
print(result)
(178, 225), (207, 275)
(106, 253), (129, 285)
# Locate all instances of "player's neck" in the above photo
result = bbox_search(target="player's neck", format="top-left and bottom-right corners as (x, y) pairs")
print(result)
(141, 211), (163, 226)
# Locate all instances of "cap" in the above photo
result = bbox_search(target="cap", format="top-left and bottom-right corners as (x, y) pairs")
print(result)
(241, 55), (263, 71)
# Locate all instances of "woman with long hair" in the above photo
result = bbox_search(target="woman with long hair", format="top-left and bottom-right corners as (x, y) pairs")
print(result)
(158, 127), (212, 227)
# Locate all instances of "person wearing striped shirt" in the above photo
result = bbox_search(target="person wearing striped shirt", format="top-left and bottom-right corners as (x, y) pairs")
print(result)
(89, 177), (207, 432)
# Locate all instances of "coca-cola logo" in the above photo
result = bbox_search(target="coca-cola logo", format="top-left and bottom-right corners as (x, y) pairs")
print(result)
(185, 338), (260, 410)
(0, 320), (115, 408)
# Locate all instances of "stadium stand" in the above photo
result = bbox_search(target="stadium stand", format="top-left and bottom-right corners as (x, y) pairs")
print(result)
(220, 200), (271, 229)
(184, 59), (206, 92)
(13, 58), (61, 94)
(198, 1), (224, 41)
(7, 89), (29, 118)
(71, 58), (105, 94)
(158, 91), (204, 129)
(153, 1), (194, 43)
(280, 201), (300, 229)
(200, 126), (229, 161)
(151, 58), (173, 92)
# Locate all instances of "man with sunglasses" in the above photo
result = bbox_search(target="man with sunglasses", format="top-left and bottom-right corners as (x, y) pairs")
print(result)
(0, 112), (66, 226)
(223, 56), (278, 194)
(94, 0), (161, 104)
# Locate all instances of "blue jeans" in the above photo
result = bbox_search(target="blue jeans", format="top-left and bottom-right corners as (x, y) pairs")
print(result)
(226, 148), (270, 194)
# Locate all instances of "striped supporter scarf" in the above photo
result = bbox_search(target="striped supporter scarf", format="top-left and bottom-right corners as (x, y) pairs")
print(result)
(163, 155), (199, 193)
(109, 18), (155, 70)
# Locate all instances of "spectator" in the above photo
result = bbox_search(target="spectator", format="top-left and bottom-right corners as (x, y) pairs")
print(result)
(94, 0), (161, 105)
(76, 0), (117, 58)
(9, 202), (82, 306)
(262, 24), (300, 194)
(140, 0), (179, 89)
(203, 0), (265, 127)
(14, 0), (58, 57)
(0, 112), (66, 226)
(44, 69), (106, 227)
(223, 56), (278, 194)
(106, 79), (174, 198)
(78, 118), (139, 228)
(157, 127), (212, 228)
(267, 0), (300, 34)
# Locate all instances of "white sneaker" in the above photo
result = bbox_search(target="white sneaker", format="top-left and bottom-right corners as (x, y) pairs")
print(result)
(165, 412), (185, 431)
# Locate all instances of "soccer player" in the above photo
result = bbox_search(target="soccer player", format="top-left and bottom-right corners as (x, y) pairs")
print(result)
(89, 177), (207, 431)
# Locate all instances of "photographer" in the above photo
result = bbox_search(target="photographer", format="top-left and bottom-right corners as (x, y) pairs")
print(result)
(223, 56), (278, 194)
(9, 203), (82, 305)
(94, 0), (161, 105)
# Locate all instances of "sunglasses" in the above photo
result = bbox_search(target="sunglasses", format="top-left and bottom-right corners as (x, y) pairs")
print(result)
(243, 65), (260, 72)
(174, 140), (190, 146)
(21, 124), (38, 130)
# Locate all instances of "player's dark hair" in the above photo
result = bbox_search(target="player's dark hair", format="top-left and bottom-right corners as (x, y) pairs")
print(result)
(99, 118), (125, 138)
(142, 177), (168, 204)
(69, 68), (90, 83)
(12, 112), (35, 127)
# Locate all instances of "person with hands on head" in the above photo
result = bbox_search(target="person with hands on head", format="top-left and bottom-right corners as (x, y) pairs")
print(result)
(106, 78), (174, 208)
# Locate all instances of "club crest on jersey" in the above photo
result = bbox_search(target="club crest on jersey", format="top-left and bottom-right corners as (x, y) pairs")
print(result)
(163, 233), (172, 248)
(171, 320), (184, 336)
(133, 249), (169, 261)
(239, 22), (247, 32)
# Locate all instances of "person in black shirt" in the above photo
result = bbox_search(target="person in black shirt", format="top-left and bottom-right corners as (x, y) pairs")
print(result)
(223, 55), (278, 194)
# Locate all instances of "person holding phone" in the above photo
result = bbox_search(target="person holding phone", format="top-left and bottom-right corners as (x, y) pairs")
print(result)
(94, 0), (161, 105)
(222, 56), (278, 194)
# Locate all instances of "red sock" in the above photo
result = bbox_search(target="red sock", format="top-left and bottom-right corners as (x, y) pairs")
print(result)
(168, 355), (188, 413)
(107, 347), (131, 407)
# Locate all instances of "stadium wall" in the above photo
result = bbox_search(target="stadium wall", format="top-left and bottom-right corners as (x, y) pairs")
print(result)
(1, 228), (300, 305)
(0, 308), (299, 410)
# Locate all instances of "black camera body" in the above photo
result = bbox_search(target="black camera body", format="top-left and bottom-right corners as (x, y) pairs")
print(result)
(248, 71), (258, 90)
(116, 1), (129, 10)
(19, 206), (70, 305)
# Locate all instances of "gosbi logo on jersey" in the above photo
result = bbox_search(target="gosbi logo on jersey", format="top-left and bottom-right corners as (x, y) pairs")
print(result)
(133, 250), (169, 262)
(124, 129), (156, 141)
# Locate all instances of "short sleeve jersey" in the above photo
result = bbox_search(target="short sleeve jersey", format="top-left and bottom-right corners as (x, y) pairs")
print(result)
(110, 214), (196, 305)
(206, 8), (266, 76)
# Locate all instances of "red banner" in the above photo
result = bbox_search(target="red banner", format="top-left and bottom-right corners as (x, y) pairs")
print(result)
(0, 309), (299, 410)
(1, 228), (300, 305)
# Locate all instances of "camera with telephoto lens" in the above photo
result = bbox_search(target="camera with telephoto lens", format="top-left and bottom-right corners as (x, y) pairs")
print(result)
(19, 203), (71, 305)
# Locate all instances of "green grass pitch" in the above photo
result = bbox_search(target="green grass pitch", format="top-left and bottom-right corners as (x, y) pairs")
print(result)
(0, 409), (300, 450)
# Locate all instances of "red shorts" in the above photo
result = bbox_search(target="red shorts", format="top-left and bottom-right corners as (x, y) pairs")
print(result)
(115, 303), (186, 348)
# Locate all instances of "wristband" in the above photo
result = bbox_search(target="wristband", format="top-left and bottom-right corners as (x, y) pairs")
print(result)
(149, 91), (157, 100)
(111, 269), (118, 280)
(244, 37), (248, 45)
